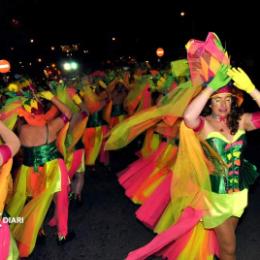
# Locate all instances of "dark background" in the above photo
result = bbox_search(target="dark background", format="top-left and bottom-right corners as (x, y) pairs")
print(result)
(1, 2), (260, 259)
(0, 0), (259, 74)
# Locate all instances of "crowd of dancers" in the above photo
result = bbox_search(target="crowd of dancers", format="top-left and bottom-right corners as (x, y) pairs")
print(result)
(0, 32), (260, 260)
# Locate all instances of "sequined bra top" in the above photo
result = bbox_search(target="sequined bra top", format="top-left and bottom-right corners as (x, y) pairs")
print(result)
(205, 130), (246, 194)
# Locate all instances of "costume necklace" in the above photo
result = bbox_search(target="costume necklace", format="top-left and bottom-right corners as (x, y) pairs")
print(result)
(211, 114), (227, 132)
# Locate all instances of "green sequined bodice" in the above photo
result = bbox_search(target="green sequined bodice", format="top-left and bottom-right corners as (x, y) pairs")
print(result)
(206, 130), (246, 193)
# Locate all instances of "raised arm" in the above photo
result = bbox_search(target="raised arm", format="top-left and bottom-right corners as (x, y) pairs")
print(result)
(39, 91), (72, 120)
(183, 87), (214, 129)
(184, 65), (231, 129)
(38, 90), (72, 134)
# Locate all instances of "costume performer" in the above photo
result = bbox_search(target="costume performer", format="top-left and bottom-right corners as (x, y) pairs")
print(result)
(106, 32), (260, 259)
(6, 87), (72, 257)
(0, 119), (20, 260)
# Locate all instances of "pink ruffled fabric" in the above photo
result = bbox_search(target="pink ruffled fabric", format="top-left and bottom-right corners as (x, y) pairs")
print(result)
(126, 207), (203, 260)
(135, 173), (172, 229)
(0, 221), (11, 260)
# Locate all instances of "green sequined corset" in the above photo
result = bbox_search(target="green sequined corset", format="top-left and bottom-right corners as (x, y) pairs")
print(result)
(205, 130), (259, 194)
(23, 141), (62, 171)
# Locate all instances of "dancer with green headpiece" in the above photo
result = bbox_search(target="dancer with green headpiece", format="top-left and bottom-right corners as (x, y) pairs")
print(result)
(106, 32), (260, 259)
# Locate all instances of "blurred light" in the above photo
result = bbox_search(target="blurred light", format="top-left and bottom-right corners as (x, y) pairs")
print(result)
(61, 44), (79, 53)
(70, 62), (78, 70)
(72, 44), (79, 51)
(29, 62), (32, 66)
(11, 18), (19, 24)
(30, 38), (34, 43)
(38, 58), (42, 62)
(83, 49), (89, 54)
(19, 61), (23, 64)
(51, 46), (55, 51)
(10, 47), (15, 51)
(62, 61), (79, 71)
(63, 63), (71, 71)
(156, 47), (164, 57)
(11, 18), (20, 27)
(0, 60), (11, 73)
(112, 37), (116, 41)
(51, 63), (56, 68)
(180, 11), (186, 16)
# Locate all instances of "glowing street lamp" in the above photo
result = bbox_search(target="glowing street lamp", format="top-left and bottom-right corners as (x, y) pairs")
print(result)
(0, 59), (11, 73)
(63, 62), (71, 71)
(156, 47), (165, 58)
(62, 61), (79, 71)
(70, 62), (78, 70)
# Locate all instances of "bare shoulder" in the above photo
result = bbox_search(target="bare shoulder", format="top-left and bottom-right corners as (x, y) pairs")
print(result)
(240, 112), (254, 131)
(239, 113), (247, 125)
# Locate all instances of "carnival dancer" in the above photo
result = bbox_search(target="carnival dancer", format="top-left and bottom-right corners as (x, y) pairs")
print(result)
(80, 76), (111, 170)
(6, 88), (73, 257)
(49, 79), (88, 204)
(0, 120), (20, 260)
(107, 32), (260, 259)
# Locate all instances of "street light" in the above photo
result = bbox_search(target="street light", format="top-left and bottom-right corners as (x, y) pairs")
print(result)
(156, 47), (165, 58)
(63, 62), (71, 71)
(0, 59), (11, 73)
(62, 61), (79, 71)
(70, 62), (78, 70)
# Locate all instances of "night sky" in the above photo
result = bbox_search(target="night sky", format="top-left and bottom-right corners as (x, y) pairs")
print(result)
(0, 0), (259, 74)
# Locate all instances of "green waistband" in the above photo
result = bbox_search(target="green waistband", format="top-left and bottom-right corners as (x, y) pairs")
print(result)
(23, 141), (62, 171)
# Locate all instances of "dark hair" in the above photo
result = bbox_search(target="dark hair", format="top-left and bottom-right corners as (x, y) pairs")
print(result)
(201, 95), (243, 135)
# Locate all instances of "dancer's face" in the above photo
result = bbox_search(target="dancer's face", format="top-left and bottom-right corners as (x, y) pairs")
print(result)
(210, 93), (232, 118)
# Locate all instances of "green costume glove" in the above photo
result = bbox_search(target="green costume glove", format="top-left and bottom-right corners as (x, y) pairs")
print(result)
(207, 64), (231, 91)
(227, 67), (255, 94)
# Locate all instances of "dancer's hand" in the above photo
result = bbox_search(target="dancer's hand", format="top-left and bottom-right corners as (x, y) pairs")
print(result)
(227, 67), (255, 94)
(207, 64), (231, 91)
